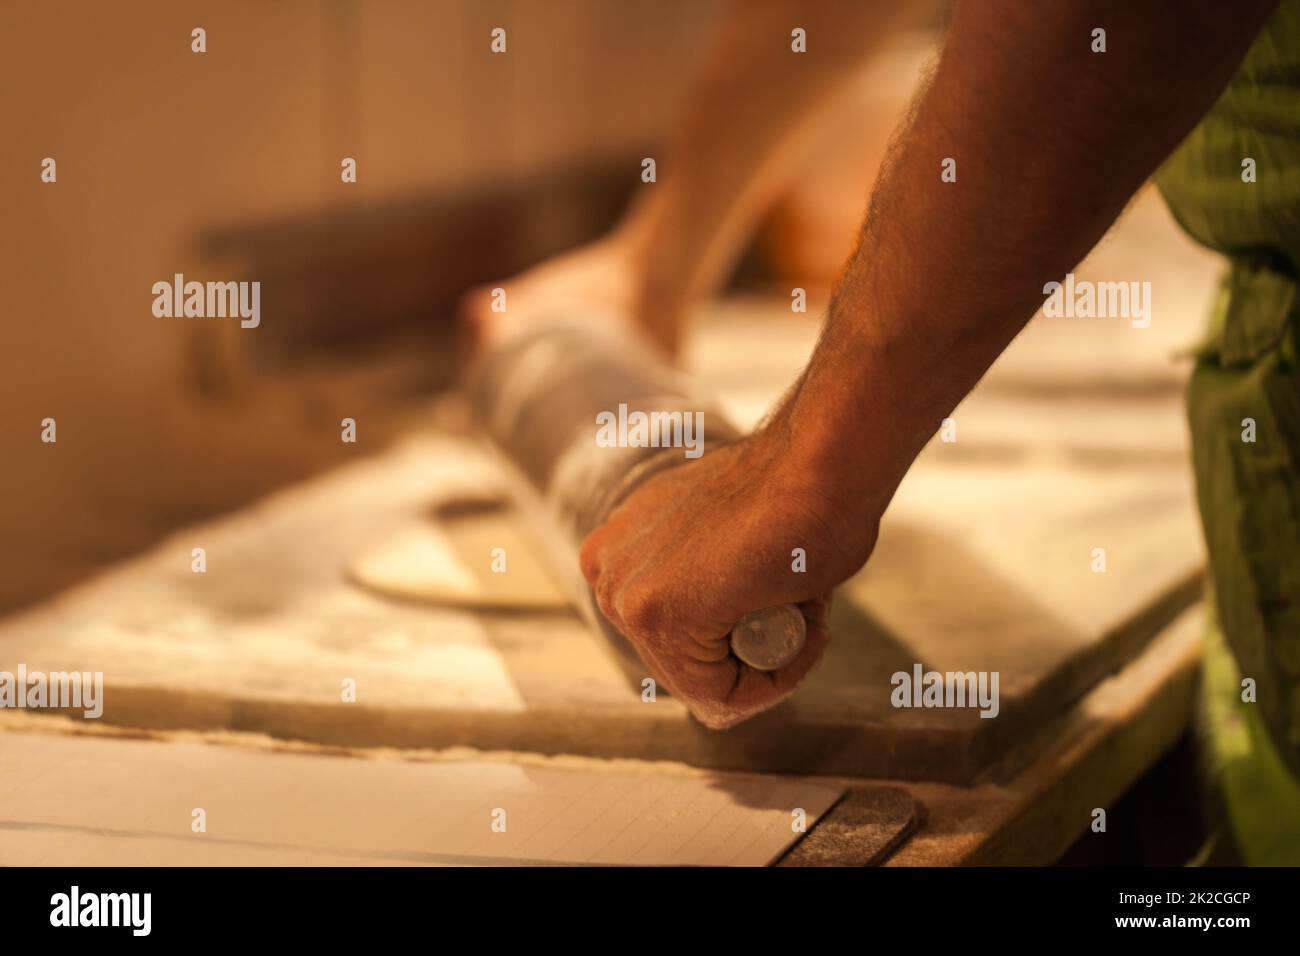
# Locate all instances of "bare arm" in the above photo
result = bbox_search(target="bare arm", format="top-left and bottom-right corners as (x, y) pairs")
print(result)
(581, 0), (1281, 728)
(472, 1), (920, 355)
(622, 0), (921, 352)
(771, 0), (1280, 554)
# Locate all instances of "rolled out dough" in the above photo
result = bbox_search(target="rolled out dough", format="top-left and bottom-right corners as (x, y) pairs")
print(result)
(348, 499), (571, 611)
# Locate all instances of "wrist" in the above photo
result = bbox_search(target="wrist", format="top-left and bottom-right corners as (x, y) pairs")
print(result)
(753, 394), (892, 548)
(760, 346), (926, 531)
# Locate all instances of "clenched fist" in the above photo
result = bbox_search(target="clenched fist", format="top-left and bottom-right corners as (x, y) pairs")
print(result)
(578, 432), (877, 729)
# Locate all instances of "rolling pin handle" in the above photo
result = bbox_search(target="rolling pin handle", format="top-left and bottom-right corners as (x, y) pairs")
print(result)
(728, 604), (807, 671)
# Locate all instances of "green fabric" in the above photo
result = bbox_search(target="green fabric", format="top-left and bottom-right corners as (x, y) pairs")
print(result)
(1155, 0), (1300, 781)
(1181, 303), (1300, 775)
(1156, 0), (1300, 274)
(1200, 606), (1300, 865)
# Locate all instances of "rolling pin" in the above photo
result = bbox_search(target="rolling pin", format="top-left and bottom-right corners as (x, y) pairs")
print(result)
(466, 317), (807, 672)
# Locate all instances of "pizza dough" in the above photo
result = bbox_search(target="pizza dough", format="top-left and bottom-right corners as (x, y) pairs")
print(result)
(348, 497), (571, 611)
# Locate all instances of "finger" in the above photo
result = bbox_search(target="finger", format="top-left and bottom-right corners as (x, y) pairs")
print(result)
(577, 523), (612, 586)
(681, 626), (734, 664)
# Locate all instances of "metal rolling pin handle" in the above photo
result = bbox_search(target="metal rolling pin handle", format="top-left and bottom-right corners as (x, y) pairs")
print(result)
(729, 603), (807, 671)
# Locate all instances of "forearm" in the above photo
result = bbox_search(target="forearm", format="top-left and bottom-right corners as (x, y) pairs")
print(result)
(770, 0), (1278, 538)
(622, 0), (919, 351)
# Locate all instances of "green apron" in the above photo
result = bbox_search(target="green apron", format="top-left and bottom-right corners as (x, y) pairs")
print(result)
(1155, 0), (1300, 861)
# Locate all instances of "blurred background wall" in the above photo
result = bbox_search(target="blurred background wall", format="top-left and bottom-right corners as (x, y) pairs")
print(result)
(0, 1), (730, 610)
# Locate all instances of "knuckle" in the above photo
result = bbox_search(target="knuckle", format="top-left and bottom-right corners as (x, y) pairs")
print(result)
(594, 577), (621, 621)
(618, 587), (664, 635)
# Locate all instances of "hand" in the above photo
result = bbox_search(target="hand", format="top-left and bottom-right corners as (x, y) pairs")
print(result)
(578, 432), (877, 729)
(459, 237), (652, 352)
